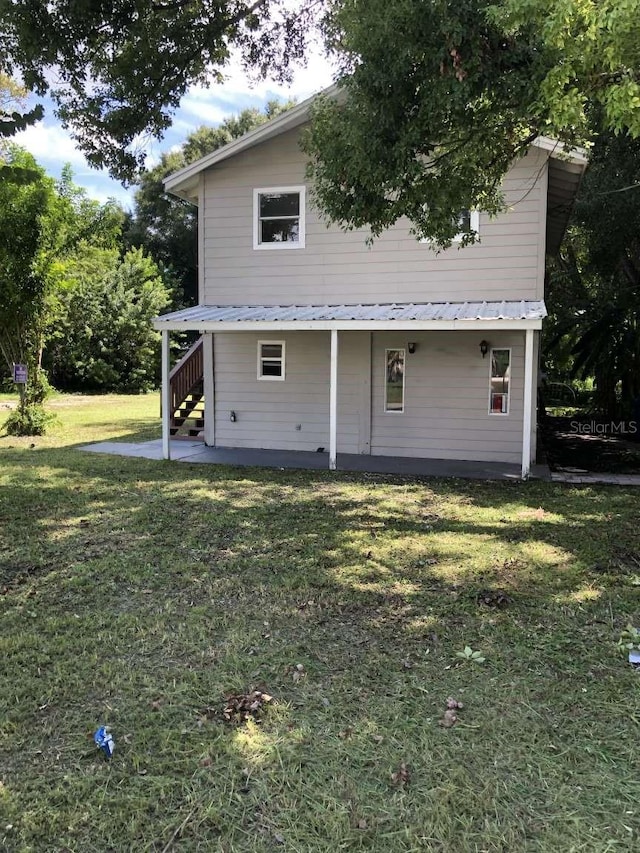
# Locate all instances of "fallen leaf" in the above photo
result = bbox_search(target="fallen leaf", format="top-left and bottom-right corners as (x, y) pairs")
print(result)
(357, 819), (368, 830)
(439, 709), (458, 728)
(391, 762), (410, 786)
(219, 689), (274, 724)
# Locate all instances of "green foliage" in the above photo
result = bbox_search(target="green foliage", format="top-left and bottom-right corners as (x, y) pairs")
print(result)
(545, 127), (640, 417)
(3, 402), (55, 436)
(618, 624), (640, 653)
(455, 645), (486, 664)
(489, 0), (640, 137)
(0, 147), (58, 408)
(0, 146), (127, 428)
(304, 0), (549, 246)
(304, 0), (640, 245)
(1, 1), (318, 179)
(46, 247), (172, 393)
(125, 101), (295, 306)
(0, 74), (43, 183)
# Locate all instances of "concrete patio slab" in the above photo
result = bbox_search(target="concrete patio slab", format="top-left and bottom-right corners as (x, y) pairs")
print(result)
(551, 471), (640, 486)
(79, 438), (550, 481)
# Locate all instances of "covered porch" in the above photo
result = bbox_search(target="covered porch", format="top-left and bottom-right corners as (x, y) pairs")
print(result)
(153, 301), (545, 479)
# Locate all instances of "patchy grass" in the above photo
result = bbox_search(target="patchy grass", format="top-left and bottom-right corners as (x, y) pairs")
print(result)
(1, 395), (640, 851)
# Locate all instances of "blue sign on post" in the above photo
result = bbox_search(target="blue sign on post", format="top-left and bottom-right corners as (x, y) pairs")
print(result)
(12, 363), (28, 384)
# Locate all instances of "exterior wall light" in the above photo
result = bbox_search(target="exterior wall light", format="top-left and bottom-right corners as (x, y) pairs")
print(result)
(407, 342), (417, 354)
(479, 340), (489, 358)
(230, 410), (237, 422)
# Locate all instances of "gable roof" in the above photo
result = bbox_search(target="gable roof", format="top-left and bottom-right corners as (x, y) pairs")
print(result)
(164, 85), (588, 253)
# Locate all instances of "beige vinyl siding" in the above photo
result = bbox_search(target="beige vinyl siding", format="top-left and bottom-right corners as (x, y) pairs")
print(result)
(370, 331), (525, 463)
(211, 329), (526, 465)
(213, 331), (370, 454)
(202, 127), (548, 306)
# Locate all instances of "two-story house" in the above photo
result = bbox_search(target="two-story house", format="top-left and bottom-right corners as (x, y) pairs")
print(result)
(153, 90), (587, 478)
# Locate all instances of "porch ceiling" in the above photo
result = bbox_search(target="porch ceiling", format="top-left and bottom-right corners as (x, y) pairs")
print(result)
(153, 300), (547, 332)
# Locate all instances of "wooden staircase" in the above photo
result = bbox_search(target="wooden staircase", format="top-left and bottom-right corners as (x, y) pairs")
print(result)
(169, 337), (205, 439)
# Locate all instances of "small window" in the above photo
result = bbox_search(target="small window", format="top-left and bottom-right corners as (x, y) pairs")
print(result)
(454, 209), (480, 241)
(253, 186), (305, 250)
(258, 341), (285, 380)
(489, 348), (511, 414)
(420, 209), (480, 244)
(385, 348), (405, 412)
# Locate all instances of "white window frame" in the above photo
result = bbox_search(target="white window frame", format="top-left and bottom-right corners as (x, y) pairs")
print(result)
(420, 209), (480, 244)
(453, 209), (480, 242)
(384, 347), (406, 413)
(488, 347), (511, 415)
(253, 186), (306, 250)
(257, 340), (286, 381)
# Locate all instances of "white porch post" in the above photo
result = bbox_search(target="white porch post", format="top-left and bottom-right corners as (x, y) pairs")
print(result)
(329, 328), (338, 470)
(521, 328), (535, 479)
(161, 329), (171, 460)
(202, 332), (215, 447)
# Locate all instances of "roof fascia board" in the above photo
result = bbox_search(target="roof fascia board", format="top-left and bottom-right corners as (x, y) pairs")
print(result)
(532, 135), (588, 166)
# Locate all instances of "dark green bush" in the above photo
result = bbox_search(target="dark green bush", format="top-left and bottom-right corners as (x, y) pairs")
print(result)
(3, 404), (56, 436)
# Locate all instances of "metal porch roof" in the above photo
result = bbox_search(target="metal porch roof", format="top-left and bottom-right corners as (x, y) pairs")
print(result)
(153, 300), (546, 331)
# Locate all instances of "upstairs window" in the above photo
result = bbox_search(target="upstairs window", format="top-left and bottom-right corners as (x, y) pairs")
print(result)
(489, 348), (511, 414)
(258, 341), (285, 380)
(455, 209), (480, 239)
(253, 186), (306, 250)
(420, 209), (480, 244)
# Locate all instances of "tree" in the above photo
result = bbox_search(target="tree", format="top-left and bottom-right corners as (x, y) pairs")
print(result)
(126, 100), (295, 305)
(0, 146), (125, 433)
(1, 0), (319, 179)
(45, 247), (172, 393)
(0, 147), (60, 420)
(302, 0), (640, 246)
(545, 128), (640, 417)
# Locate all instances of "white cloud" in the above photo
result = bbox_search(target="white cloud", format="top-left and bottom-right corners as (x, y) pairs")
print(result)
(178, 43), (336, 130)
(15, 121), (87, 168)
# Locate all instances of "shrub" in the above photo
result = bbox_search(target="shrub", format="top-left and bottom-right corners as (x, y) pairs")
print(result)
(3, 403), (56, 436)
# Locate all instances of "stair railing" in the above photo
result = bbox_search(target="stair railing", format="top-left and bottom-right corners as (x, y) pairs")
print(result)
(169, 337), (204, 423)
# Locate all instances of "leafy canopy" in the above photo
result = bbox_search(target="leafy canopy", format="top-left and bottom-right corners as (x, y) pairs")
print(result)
(1, 0), (319, 179)
(303, 0), (640, 246)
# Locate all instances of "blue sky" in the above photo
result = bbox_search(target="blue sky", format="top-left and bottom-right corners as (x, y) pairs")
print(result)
(14, 47), (335, 209)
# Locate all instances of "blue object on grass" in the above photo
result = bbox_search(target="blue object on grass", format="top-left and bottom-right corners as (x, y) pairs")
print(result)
(94, 726), (115, 758)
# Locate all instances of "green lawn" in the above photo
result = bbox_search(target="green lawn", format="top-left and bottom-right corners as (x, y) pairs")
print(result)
(1, 394), (640, 851)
